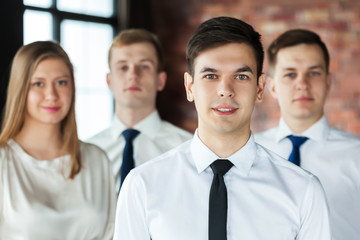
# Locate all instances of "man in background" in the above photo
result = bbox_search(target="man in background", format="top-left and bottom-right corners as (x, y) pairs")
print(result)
(255, 29), (360, 240)
(88, 29), (192, 192)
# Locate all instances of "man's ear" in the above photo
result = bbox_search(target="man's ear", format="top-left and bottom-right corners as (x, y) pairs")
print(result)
(106, 73), (112, 90)
(256, 73), (266, 102)
(184, 72), (194, 102)
(157, 71), (167, 91)
(268, 76), (279, 100)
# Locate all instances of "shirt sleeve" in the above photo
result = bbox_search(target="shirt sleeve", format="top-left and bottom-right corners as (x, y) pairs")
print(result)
(113, 170), (150, 240)
(297, 175), (331, 239)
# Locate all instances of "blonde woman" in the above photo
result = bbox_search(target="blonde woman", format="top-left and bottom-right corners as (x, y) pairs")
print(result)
(0, 41), (116, 239)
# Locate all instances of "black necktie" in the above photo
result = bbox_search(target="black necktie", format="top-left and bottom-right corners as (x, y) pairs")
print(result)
(209, 159), (233, 240)
(120, 129), (140, 188)
(287, 135), (308, 166)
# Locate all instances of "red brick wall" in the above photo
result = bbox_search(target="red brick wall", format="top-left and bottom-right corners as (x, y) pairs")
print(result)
(151, 0), (360, 137)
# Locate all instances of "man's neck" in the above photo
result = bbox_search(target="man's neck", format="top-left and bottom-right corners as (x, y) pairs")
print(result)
(197, 128), (251, 159)
(115, 107), (155, 128)
(283, 114), (323, 134)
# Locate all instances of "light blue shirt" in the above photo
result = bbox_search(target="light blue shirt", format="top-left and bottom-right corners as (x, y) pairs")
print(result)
(114, 131), (331, 240)
(255, 116), (360, 240)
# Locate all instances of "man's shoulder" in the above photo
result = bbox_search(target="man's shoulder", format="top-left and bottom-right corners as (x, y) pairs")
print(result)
(254, 127), (278, 140)
(254, 127), (279, 149)
(86, 127), (113, 145)
(326, 127), (360, 157)
(132, 140), (191, 174)
(328, 126), (360, 143)
(256, 143), (315, 180)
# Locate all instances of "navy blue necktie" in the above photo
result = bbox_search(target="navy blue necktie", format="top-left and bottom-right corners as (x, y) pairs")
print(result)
(287, 135), (308, 166)
(209, 159), (233, 240)
(120, 129), (140, 188)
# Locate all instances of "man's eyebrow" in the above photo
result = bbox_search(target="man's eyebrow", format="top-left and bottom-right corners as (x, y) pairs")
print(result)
(235, 66), (253, 74)
(114, 58), (155, 64)
(139, 58), (156, 64)
(282, 65), (325, 71)
(199, 66), (254, 74)
(308, 65), (325, 70)
(199, 67), (218, 73)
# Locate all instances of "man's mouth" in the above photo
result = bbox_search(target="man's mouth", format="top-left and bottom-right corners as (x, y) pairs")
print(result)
(216, 108), (234, 112)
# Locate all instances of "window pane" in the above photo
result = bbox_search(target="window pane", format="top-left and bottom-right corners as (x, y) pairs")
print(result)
(61, 20), (114, 140)
(57, 0), (113, 17)
(24, 10), (53, 44)
(23, 0), (52, 8)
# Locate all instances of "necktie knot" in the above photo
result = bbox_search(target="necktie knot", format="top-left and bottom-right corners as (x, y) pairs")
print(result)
(287, 135), (308, 147)
(122, 129), (140, 142)
(210, 159), (233, 176)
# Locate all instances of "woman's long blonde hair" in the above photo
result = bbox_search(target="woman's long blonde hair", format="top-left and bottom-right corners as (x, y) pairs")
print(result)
(0, 41), (81, 178)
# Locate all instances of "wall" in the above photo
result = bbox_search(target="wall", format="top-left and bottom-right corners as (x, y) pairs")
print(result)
(150, 0), (360, 137)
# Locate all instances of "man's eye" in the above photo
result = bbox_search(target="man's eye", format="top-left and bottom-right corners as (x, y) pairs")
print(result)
(140, 65), (150, 70)
(285, 73), (296, 78)
(235, 75), (248, 80)
(119, 66), (128, 71)
(309, 71), (320, 77)
(204, 74), (217, 79)
(57, 80), (68, 86)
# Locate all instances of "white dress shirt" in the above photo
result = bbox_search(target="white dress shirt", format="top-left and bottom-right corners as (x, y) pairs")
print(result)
(114, 131), (331, 240)
(0, 140), (116, 240)
(255, 116), (360, 240)
(87, 110), (193, 190)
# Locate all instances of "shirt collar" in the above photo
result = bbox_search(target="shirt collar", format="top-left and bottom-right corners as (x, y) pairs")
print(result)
(276, 116), (330, 142)
(110, 110), (162, 139)
(191, 129), (256, 177)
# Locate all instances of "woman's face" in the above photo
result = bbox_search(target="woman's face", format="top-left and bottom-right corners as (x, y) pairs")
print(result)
(25, 58), (73, 127)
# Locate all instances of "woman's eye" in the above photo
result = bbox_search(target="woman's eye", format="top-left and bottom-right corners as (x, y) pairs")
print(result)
(32, 82), (43, 87)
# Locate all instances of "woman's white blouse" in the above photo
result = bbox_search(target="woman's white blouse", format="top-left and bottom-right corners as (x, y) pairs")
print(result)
(0, 140), (116, 240)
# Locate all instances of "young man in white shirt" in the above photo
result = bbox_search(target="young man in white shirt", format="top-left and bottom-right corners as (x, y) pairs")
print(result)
(87, 29), (192, 191)
(255, 29), (360, 240)
(113, 17), (331, 240)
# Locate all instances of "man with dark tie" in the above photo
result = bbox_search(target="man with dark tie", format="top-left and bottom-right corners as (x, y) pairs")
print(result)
(87, 29), (192, 192)
(254, 29), (360, 239)
(113, 17), (331, 240)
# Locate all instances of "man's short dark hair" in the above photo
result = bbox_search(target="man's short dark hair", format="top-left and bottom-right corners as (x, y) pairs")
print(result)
(267, 29), (330, 76)
(186, 16), (264, 79)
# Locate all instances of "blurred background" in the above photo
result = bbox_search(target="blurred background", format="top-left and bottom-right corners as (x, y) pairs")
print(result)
(1, 0), (360, 139)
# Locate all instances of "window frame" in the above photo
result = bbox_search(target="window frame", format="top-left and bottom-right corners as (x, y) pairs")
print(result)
(23, 1), (118, 41)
